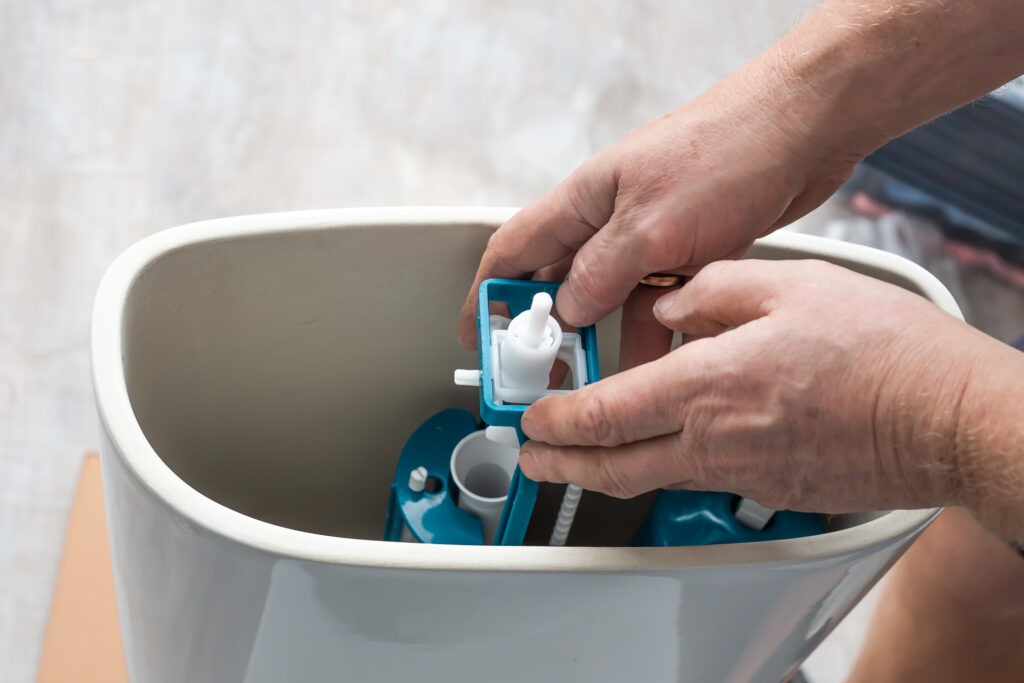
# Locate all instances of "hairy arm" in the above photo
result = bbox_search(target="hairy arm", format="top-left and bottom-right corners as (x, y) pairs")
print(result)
(460, 0), (1024, 353)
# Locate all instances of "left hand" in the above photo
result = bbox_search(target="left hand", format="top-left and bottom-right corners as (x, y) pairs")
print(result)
(518, 258), (979, 513)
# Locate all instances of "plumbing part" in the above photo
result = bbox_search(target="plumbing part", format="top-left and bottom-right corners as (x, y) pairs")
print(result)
(734, 498), (776, 531)
(485, 425), (520, 448)
(633, 490), (824, 547)
(450, 430), (520, 544)
(384, 409), (485, 546)
(408, 466), (428, 493)
(453, 279), (601, 546)
(498, 292), (563, 390)
(491, 292), (587, 546)
(453, 369), (482, 386)
(548, 483), (582, 547)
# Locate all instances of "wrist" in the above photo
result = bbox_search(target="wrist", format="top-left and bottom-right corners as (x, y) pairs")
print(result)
(950, 339), (1024, 541)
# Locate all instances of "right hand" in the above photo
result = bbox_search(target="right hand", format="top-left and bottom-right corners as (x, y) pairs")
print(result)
(518, 259), (976, 514)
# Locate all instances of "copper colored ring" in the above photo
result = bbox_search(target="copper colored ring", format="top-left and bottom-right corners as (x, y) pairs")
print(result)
(639, 273), (683, 288)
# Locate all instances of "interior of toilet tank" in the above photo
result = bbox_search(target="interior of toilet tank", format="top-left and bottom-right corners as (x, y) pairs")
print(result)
(121, 224), (904, 545)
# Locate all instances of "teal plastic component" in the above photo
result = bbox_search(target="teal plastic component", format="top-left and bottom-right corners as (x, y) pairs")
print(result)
(477, 279), (601, 546)
(384, 408), (484, 545)
(384, 279), (600, 546)
(632, 490), (825, 547)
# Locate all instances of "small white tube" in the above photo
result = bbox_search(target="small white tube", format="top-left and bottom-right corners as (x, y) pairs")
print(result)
(450, 430), (520, 544)
(453, 369), (482, 386)
(520, 292), (553, 345)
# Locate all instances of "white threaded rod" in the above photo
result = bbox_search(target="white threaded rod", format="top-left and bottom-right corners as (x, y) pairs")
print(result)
(548, 483), (583, 546)
(521, 292), (552, 346)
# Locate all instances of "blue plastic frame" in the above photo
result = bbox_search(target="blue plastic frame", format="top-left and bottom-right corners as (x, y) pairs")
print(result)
(477, 279), (601, 545)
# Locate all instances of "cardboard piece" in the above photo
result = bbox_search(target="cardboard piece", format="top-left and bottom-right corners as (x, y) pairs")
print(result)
(36, 453), (128, 683)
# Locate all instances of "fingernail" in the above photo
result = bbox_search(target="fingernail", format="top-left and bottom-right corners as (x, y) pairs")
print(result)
(518, 448), (541, 480)
(653, 290), (680, 317)
(520, 406), (540, 439)
(556, 283), (587, 327)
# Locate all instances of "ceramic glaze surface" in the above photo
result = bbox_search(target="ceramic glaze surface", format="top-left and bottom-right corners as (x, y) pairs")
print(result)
(93, 208), (957, 683)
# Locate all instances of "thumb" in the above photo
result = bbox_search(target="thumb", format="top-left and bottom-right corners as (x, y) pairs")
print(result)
(653, 260), (783, 335)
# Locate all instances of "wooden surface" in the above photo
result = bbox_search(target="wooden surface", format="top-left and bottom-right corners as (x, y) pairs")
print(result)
(36, 454), (128, 683)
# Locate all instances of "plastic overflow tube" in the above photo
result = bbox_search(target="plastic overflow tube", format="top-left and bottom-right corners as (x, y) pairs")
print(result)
(384, 279), (824, 547)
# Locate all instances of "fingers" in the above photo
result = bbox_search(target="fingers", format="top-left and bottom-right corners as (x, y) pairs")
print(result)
(519, 433), (695, 499)
(555, 213), (675, 328)
(618, 284), (677, 372)
(458, 166), (615, 349)
(652, 260), (783, 334)
(522, 348), (693, 448)
(534, 253), (574, 284)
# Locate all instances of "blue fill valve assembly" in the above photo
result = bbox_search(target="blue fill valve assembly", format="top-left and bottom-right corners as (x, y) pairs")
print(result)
(385, 279), (824, 547)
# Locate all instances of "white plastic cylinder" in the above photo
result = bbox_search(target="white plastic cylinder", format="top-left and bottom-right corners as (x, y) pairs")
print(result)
(499, 292), (562, 390)
(450, 430), (520, 544)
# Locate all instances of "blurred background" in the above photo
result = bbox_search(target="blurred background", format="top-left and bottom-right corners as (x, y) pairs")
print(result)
(2, 1), (1022, 681)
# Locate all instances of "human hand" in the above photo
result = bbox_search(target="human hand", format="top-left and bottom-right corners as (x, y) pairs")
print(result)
(517, 259), (982, 514)
(459, 0), (1024, 368)
(457, 63), (869, 368)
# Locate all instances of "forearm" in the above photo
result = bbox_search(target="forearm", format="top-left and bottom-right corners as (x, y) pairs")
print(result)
(739, 0), (1024, 161)
(848, 508), (1024, 683)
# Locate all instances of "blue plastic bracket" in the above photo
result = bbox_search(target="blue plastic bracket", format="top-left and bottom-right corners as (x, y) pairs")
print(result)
(477, 279), (601, 546)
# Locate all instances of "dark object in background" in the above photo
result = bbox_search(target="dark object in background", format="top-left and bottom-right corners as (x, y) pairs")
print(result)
(857, 79), (1024, 265)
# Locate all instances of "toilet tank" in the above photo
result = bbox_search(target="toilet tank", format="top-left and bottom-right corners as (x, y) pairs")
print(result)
(91, 207), (958, 683)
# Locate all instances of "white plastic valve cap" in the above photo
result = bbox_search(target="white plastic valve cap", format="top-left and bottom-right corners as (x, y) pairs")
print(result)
(734, 497), (776, 530)
(408, 466), (428, 493)
(453, 369), (482, 386)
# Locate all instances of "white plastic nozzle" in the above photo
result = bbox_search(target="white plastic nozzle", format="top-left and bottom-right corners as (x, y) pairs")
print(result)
(453, 369), (482, 386)
(520, 292), (553, 346)
(450, 430), (519, 544)
(408, 466), (428, 493)
(735, 498), (776, 530)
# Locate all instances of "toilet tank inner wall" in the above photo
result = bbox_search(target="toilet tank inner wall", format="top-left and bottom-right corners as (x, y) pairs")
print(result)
(122, 225), (916, 539)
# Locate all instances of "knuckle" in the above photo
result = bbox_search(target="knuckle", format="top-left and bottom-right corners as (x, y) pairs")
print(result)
(484, 229), (517, 272)
(522, 446), (557, 483)
(579, 392), (620, 446)
(592, 452), (636, 499)
(567, 255), (605, 308)
(694, 259), (735, 286)
(637, 216), (694, 270)
(565, 155), (618, 228)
